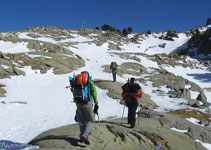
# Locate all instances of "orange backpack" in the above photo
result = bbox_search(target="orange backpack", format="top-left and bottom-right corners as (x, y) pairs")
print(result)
(74, 72), (91, 102)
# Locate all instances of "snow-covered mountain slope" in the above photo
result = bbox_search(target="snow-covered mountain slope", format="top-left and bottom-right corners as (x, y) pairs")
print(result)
(0, 26), (210, 149)
(120, 32), (190, 55)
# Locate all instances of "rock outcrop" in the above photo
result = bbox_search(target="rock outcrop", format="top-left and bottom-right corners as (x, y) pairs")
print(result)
(206, 18), (211, 26)
(178, 27), (211, 59)
(0, 84), (6, 97)
(148, 68), (208, 107)
(29, 109), (209, 150)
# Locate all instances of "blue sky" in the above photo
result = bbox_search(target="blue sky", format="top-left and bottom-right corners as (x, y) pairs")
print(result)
(0, 0), (211, 33)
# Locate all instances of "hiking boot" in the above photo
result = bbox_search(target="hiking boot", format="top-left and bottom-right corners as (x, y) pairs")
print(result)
(130, 124), (135, 128)
(81, 136), (90, 145)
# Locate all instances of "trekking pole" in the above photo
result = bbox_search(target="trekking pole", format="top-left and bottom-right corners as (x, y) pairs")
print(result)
(121, 105), (125, 125)
(108, 70), (111, 80)
(97, 114), (102, 133)
(96, 114), (103, 143)
(137, 106), (140, 125)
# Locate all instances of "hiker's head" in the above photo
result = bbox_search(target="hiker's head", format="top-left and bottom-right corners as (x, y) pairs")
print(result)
(81, 71), (89, 77)
(130, 78), (135, 83)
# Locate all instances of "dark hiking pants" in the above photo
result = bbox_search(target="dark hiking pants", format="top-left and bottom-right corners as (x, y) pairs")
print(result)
(112, 69), (116, 82)
(126, 100), (138, 127)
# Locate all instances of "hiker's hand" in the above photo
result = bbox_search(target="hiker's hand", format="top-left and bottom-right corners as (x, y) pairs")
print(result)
(119, 100), (125, 105)
(65, 86), (70, 88)
(94, 104), (99, 115)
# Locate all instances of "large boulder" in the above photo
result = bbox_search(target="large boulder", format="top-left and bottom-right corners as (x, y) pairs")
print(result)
(94, 35), (107, 46)
(196, 92), (207, 105)
(108, 42), (121, 50)
(0, 87), (6, 97)
(0, 66), (25, 79)
(180, 88), (191, 100)
(13, 67), (25, 76)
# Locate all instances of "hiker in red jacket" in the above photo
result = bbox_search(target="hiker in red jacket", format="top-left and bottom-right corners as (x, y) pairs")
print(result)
(122, 78), (142, 128)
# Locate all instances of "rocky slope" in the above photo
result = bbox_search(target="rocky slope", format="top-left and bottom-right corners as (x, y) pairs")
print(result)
(29, 109), (211, 150)
(0, 26), (211, 149)
(176, 27), (211, 61)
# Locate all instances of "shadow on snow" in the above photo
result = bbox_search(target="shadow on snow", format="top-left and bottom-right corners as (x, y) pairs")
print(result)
(187, 73), (211, 83)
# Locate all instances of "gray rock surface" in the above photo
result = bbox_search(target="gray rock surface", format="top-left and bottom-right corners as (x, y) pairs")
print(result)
(29, 109), (208, 150)
(149, 68), (207, 106)
(196, 92), (207, 105)
(139, 109), (211, 144)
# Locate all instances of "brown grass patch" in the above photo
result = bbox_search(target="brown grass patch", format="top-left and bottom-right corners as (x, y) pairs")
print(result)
(168, 109), (211, 125)
(141, 131), (168, 150)
(0, 84), (6, 87)
(204, 87), (211, 92)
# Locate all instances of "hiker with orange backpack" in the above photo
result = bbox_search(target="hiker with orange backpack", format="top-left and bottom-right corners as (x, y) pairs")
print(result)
(69, 71), (98, 145)
(122, 78), (142, 128)
(110, 62), (118, 82)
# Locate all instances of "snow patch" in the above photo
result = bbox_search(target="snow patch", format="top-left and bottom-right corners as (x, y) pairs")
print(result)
(170, 128), (188, 133)
(0, 41), (30, 53)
